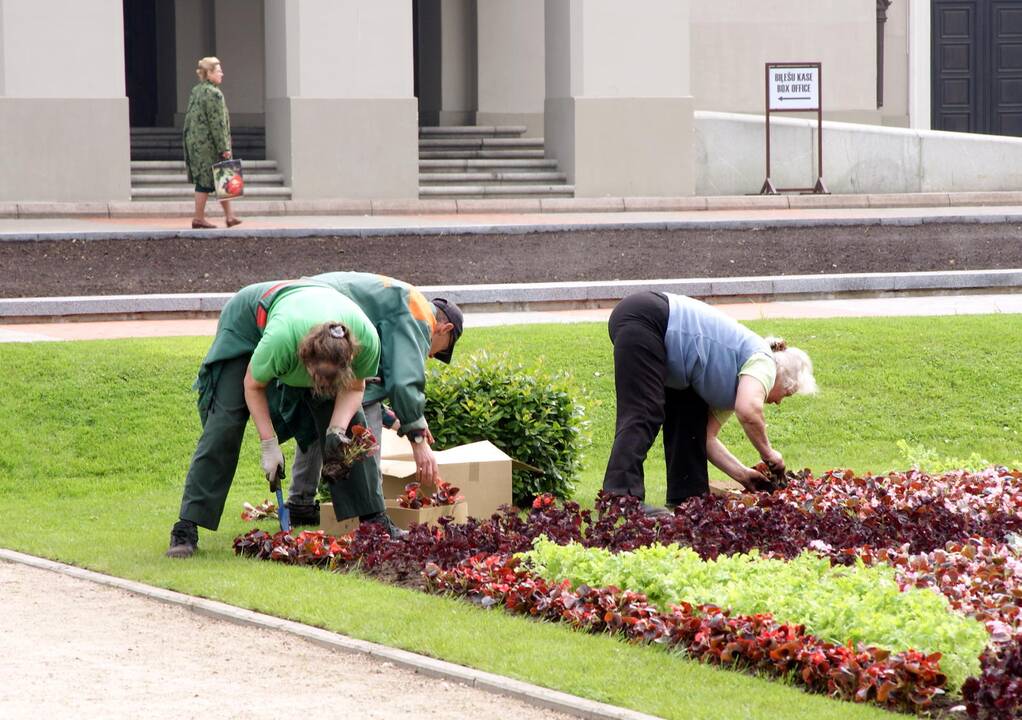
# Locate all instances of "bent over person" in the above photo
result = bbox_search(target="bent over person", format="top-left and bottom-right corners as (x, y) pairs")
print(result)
(282, 272), (463, 535)
(603, 291), (817, 515)
(166, 280), (380, 558)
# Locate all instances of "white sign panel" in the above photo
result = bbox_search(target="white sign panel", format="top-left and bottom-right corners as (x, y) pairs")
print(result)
(768, 65), (819, 111)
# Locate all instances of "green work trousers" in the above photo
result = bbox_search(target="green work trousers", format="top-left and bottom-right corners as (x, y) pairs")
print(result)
(177, 355), (378, 530)
(286, 401), (385, 520)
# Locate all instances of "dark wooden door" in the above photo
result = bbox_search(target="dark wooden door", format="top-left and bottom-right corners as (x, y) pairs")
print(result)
(933, 0), (1022, 136)
(990, 1), (1022, 134)
(123, 0), (159, 127)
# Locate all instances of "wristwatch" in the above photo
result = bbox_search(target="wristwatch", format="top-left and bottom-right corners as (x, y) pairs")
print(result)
(409, 430), (426, 445)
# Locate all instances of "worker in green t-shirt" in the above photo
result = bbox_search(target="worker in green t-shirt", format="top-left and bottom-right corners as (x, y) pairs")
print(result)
(279, 272), (464, 529)
(165, 280), (381, 559)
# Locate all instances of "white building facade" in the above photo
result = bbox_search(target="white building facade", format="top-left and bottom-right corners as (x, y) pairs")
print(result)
(0, 0), (1006, 202)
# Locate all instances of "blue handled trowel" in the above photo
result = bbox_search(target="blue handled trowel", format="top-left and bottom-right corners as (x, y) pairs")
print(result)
(272, 466), (291, 533)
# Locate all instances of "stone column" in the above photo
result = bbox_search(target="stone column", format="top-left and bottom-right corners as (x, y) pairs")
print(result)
(417, 0), (477, 127)
(264, 0), (417, 199)
(174, 0), (265, 128)
(175, 0), (205, 125)
(544, 0), (694, 197)
(476, 0), (544, 136)
(907, 0), (931, 130)
(214, 0), (266, 128)
(0, 0), (130, 202)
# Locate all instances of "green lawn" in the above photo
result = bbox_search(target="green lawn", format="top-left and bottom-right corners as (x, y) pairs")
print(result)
(2, 315), (1021, 719)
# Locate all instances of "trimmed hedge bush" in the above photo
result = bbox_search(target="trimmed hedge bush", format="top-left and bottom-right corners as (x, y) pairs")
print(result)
(425, 351), (590, 505)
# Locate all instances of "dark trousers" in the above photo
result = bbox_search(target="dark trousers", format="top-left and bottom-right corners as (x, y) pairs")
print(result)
(602, 292), (710, 505)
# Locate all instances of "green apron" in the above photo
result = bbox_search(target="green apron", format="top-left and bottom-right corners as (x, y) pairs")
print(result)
(179, 280), (378, 529)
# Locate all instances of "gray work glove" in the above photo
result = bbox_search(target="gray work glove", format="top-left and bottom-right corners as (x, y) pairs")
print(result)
(259, 436), (286, 490)
(324, 425), (351, 459)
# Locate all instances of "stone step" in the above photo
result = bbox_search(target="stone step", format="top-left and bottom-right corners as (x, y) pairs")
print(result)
(419, 149), (546, 160)
(419, 125), (527, 138)
(419, 159), (557, 171)
(130, 126), (266, 161)
(131, 149), (267, 161)
(419, 137), (544, 149)
(418, 171), (567, 184)
(131, 160), (279, 171)
(130, 126), (265, 135)
(131, 173), (285, 185)
(131, 185), (292, 199)
(419, 184), (575, 198)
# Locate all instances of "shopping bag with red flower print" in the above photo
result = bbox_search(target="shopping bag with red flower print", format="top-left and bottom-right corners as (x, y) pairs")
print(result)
(212, 158), (244, 199)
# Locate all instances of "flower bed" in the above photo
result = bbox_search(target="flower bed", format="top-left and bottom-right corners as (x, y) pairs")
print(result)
(519, 539), (987, 690)
(234, 467), (1022, 717)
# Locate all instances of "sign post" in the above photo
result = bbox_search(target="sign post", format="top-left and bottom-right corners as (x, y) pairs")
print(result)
(760, 62), (828, 195)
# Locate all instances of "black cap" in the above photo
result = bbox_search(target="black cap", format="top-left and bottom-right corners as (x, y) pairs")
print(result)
(431, 297), (463, 364)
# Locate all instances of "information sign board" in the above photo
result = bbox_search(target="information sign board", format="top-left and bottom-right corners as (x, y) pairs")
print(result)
(767, 65), (820, 111)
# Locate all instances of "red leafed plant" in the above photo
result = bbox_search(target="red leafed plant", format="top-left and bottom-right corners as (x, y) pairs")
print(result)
(399, 482), (432, 509)
(431, 480), (463, 506)
(399, 480), (464, 509)
(322, 423), (379, 483)
(233, 528), (354, 567)
(963, 637), (1022, 719)
(532, 493), (556, 511)
(241, 499), (278, 521)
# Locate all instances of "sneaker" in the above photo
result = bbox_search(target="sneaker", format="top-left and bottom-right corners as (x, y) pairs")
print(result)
(165, 519), (198, 558)
(361, 512), (409, 539)
(285, 501), (321, 526)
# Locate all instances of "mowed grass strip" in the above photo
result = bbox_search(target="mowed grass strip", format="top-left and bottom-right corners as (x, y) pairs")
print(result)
(2, 315), (1021, 719)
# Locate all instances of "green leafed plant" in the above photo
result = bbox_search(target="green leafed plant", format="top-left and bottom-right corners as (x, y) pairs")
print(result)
(425, 350), (590, 505)
(520, 538), (988, 691)
(895, 439), (993, 474)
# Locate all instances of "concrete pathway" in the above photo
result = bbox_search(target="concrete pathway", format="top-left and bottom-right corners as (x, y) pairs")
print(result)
(0, 559), (583, 720)
(5, 201), (1022, 241)
(3, 293), (1022, 343)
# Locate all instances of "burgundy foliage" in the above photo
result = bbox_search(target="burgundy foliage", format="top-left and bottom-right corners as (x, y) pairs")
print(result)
(963, 639), (1022, 719)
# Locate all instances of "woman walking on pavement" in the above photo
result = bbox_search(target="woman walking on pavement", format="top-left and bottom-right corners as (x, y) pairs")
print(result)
(183, 56), (241, 229)
(603, 291), (817, 515)
(165, 280), (381, 558)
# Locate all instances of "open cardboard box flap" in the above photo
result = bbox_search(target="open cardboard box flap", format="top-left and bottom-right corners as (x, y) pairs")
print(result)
(380, 437), (513, 518)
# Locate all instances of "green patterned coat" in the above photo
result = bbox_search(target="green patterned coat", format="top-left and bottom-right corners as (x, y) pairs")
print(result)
(182, 81), (231, 190)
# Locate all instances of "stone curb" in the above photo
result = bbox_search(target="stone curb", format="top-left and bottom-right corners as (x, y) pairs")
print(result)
(5, 191), (1022, 221)
(2, 211), (1022, 244)
(0, 548), (660, 720)
(3, 269), (1021, 319)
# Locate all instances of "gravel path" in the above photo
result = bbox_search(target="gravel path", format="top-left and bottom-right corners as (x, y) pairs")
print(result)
(0, 561), (573, 720)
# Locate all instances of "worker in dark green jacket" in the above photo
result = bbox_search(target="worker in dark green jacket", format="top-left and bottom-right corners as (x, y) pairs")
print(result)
(165, 279), (381, 558)
(282, 272), (464, 530)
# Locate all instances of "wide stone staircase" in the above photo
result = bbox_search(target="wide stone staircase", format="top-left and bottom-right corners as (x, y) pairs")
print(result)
(418, 126), (573, 199)
(129, 125), (573, 202)
(129, 127), (291, 201)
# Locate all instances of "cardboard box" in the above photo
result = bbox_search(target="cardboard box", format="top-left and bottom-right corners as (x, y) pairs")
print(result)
(385, 499), (468, 529)
(380, 427), (410, 459)
(710, 479), (755, 496)
(380, 440), (513, 519)
(318, 502), (359, 536)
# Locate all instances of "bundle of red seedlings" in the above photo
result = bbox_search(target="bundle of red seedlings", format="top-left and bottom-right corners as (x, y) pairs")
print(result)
(398, 480), (464, 509)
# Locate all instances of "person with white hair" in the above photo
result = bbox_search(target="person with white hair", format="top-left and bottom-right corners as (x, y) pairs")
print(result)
(603, 291), (818, 515)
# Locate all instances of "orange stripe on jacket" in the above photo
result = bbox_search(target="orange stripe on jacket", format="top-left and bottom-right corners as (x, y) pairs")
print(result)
(408, 290), (435, 329)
